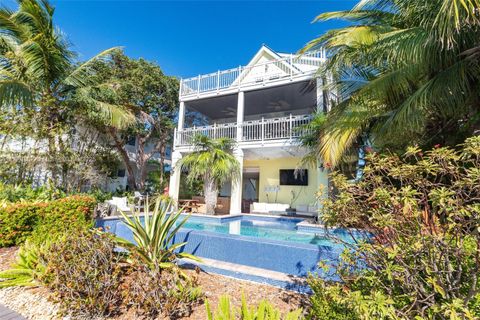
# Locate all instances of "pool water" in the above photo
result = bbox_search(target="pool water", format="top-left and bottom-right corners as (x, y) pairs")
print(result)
(98, 214), (357, 247)
(174, 215), (355, 247)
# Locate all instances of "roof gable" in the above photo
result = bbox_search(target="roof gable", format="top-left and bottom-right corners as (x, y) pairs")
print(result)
(232, 45), (300, 86)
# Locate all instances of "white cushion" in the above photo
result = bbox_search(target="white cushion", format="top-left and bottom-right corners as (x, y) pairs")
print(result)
(107, 197), (129, 211)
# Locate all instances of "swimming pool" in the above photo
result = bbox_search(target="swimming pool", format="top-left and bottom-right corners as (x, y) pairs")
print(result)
(97, 214), (351, 277)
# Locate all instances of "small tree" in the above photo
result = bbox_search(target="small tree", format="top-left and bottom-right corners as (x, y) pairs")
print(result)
(178, 135), (240, 215)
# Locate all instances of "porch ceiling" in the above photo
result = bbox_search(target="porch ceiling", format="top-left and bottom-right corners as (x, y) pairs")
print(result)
(243, 146), (309, 160)
(185, 81), (316, 121)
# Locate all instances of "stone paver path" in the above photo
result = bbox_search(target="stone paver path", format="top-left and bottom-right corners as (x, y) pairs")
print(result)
(0, 304), (26, 320)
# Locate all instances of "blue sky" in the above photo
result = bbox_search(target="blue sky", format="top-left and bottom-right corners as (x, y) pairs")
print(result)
(4, 0), (356, 78)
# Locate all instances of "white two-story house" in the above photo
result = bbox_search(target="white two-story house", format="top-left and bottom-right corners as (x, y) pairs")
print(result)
(169, 45), (332, 215)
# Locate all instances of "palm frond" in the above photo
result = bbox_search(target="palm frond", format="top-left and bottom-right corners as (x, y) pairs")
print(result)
(63, 47), (122, 88)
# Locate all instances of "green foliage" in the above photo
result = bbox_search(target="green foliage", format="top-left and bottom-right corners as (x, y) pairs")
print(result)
(314, 137), (480, 319)
(205, 294), (303, 320)
(302, 0), (480, 166)
(0, 241), (48, 288)
(0, 195), (96, 247)
(114, 197), (200, 270)
(86, 50), (179, 191)
(41, 230), (123, 318)
(125, 264), (202, 319)
(0, 0), (134, 189)
(0, 182), (65, 205)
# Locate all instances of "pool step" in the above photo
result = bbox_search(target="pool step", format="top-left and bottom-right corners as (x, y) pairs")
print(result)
(179, 258), (311, 294)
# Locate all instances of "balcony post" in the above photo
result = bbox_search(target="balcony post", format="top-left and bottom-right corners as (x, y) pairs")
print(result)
(197, 75), (201, 95)
(216, 70), (220, 92)
(290, 54), (293, 79)
(236, 91), (244, 142)
(213, 123), (217, 139)
(261, 117), (265, 143)
(173, 128), (177, 147)
(316, 77), (326, 113)
(289, 114), (293, 139)
(178, 101), (185, 131)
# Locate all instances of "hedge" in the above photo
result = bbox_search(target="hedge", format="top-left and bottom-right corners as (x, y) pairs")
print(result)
(0, 196), (96, 247)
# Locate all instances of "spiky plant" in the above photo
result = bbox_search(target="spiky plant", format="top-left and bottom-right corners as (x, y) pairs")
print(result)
(205, 294), (304, 320)
(0, 241), (47, 288)
(114, 197), (200, 270)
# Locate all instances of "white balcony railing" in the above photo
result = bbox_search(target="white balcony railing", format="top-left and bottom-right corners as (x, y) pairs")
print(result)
(174, 114), (312, 147)
(180, 50), (326, 97)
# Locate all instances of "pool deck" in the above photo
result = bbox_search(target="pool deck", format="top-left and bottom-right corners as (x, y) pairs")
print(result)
(180, 257), (311, 293)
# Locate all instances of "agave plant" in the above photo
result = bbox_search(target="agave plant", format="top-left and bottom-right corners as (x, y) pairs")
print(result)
(205, 294), (303, 320)
(115, 197), (200, 270)
(0, 241), (47, 288)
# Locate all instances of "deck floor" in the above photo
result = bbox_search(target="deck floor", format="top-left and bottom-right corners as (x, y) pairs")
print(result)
(0, 304), (26, 320)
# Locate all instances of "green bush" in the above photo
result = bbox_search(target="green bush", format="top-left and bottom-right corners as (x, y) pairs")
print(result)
(124, 264), (202, 319)
(313, 136), (480, 319)
(41, 230), (123, 318)
(205, 294), (303, 320)
(0, 195), (96, 247)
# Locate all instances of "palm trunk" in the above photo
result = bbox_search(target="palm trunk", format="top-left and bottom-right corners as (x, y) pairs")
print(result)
(204, 177), (218, 215)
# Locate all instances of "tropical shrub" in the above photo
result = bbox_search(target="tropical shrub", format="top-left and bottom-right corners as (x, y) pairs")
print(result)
(0, 195), (96, 247)
(205, 294), (303, 320)
(0, 202), (40, 246)
(114, 197), (199, 269)
(314, 137), (480, 319)
(124, 264), (202, 319)
(41, 231), (123, 318)
(29, 195), (96, 244)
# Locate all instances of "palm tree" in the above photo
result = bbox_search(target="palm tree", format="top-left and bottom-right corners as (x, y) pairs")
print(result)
(302, 0), (480, 167)
(178, 135), (240, 215)
(0, 0), (134, 182)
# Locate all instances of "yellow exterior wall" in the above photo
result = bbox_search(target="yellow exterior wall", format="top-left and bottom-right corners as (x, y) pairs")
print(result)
(243, 157), (328, 208)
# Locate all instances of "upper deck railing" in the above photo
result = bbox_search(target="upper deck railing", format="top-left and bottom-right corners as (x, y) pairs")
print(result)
(180, 50), (326, 98)
(174, 114), (312, 147)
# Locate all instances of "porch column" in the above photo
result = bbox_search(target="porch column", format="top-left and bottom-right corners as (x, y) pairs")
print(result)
(168, 151), (183, 204)
(316, 77), (329, 113)
(178, 101), (185, 131)
(236, 91), (244, 142)
(230, 148), (244, 214)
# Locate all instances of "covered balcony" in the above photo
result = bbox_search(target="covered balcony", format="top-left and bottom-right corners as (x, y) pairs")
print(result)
(175, 80), (318, 148)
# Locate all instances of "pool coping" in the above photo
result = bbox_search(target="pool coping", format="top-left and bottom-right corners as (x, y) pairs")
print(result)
(179, 257), (312, 294)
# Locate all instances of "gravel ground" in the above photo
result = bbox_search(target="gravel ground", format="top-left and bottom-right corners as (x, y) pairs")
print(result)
(0, 286), (60, 320)
(0, 247), (308, 319)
